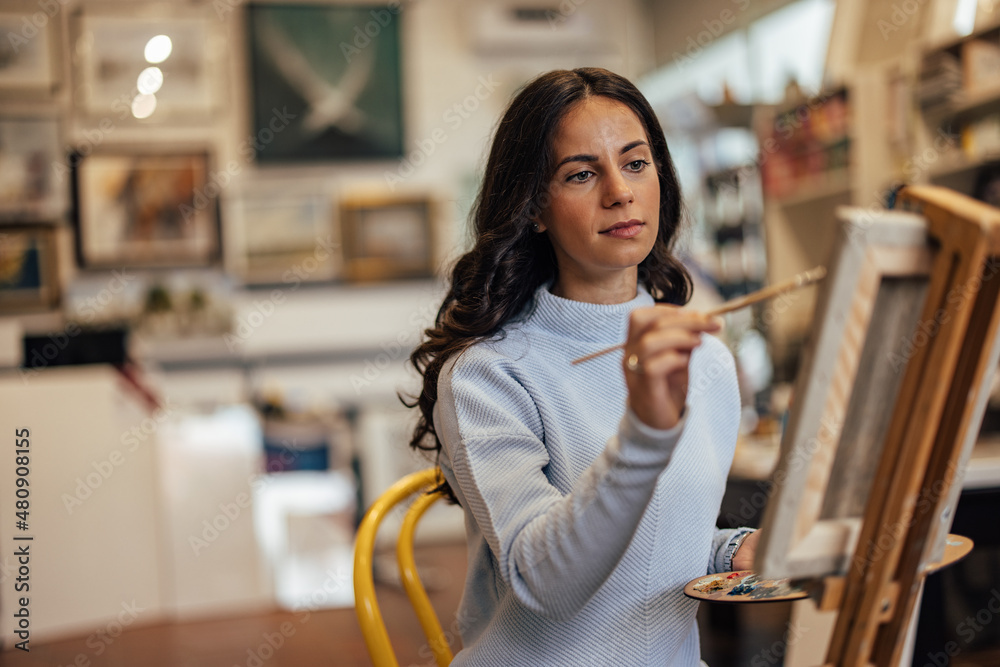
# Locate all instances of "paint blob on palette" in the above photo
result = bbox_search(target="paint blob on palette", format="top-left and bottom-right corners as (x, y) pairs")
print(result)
(683, 571), (809, 603)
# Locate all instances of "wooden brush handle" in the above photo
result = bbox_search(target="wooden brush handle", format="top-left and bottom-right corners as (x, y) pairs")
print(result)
(570, 266), (826, 366)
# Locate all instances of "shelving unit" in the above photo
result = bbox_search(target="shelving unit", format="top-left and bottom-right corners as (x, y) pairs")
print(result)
(760, 88), (851, 201)
(756, 12), (1000, 373)
(940, 85), (1000, 124)
(928, 150), (1000, 179)
(918, 22), (1000, 202)
(755, 87), (854, 376)
(700, 164), (767, 301)
(676, 100), (768, 307)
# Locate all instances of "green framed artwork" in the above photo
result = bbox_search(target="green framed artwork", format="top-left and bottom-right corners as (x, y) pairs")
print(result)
(246, 4), (404, 162)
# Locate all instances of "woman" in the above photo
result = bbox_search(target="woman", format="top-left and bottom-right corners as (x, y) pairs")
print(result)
(407, 67), (757, 666)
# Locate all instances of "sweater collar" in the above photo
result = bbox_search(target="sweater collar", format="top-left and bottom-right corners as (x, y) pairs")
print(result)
(525, 283), (654, 343)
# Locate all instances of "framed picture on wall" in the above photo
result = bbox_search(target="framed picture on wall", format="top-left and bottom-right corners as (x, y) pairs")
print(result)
(0, 116), (67, 221)
(340, 194), (434, 282)
(71, 6), (222, 121)
(0, 9), (60, 97)
(246, 3), (404, 162)
(72, 151), (221, 269)
(231, 191), (341, 285)
(0, 225), (60, 313)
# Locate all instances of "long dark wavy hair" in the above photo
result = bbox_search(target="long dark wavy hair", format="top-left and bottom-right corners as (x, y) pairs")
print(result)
(405, 68), (692, 501)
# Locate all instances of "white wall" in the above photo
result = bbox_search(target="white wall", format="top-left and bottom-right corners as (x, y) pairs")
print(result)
(649, 0), (799, 68)
(0, 366), (166, 644)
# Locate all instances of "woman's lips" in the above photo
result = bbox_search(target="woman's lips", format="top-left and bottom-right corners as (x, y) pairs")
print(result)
(600, 221), (644, 239)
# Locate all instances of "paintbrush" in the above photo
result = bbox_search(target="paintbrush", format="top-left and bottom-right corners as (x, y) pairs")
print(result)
(569, 265), (827, 366)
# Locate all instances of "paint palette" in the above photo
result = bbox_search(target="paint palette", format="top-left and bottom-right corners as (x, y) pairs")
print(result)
(927, 534), (974, 574)
(683, 571), (809, 603)
(684, 534), (973, 604)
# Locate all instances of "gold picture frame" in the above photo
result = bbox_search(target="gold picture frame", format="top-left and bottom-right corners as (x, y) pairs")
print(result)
(339, 194), (436, 282)
(0, 224), (60, 313)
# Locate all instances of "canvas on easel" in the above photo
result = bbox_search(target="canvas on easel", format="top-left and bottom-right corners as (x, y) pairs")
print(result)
(753, 185), (1000, 666)
(829, 186), (1000, 666)
(755, 206), (935, 580)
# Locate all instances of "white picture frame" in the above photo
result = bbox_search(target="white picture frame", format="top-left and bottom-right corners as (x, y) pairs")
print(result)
(229, 191), (341, 285)
(71, 5), (222, 121)
(0, 9), (60, 97)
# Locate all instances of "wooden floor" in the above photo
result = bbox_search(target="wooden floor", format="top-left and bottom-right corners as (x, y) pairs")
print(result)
(4, 540), (1000, 666)
(0, 542), (466, 667)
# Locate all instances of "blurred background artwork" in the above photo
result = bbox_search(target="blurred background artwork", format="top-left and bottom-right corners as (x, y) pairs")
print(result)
(72, 152), (219, 268)
(0, 225), (59, 313)
(246, 4), (404, 161)
(0, 117), (65, 220)
(340, 194), (434, 282)
(72, 10), (222, 121)
(0, 10), (58, 95)
(230, 191), (341, 285)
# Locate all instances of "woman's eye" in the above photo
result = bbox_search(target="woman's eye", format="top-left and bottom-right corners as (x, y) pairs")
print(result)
(568, 170), (593, 182)
(627, 159), (650, 172)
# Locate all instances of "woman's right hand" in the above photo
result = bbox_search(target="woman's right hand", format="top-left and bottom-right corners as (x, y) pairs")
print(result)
(623, 306), (722, 431)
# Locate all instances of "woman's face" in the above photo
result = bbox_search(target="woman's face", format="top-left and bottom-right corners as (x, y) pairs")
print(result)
(537, 96), (660, 301)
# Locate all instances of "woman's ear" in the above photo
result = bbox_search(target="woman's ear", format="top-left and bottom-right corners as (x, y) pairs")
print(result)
(532, 219), (547, 233)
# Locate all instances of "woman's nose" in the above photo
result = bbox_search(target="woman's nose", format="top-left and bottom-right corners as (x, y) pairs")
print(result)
(603, 171), (634, 208)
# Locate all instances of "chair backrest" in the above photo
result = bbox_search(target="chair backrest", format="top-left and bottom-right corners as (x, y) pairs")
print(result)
(353, 468), (454, 667)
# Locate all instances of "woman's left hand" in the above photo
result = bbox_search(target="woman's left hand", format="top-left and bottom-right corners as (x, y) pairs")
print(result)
(732, 530), (761, 571)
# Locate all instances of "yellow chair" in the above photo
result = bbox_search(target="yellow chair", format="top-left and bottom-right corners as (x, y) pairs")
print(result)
(354, 468), (455, 667)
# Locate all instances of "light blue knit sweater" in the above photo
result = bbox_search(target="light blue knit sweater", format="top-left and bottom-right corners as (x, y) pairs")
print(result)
(434, 283), (747, 666)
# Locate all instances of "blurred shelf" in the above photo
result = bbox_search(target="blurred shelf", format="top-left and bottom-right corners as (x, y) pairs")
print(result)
(926, 86), (1000, 127)
(929, 150), (1000, 179)
(768, 168), (852, 208)
(131, 280), (444, 371)
(923, 20), (1000, 54)
(133, 334), (411, 371)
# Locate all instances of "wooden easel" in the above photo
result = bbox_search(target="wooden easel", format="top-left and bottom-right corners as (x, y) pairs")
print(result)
(818, 186), (1000, 666)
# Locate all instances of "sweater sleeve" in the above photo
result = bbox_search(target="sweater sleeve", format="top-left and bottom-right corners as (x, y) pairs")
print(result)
(436, 355), (683, 621)
(708, 527), (756, 574)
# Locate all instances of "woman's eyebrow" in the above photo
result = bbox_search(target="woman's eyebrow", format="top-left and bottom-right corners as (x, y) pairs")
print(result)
(619, 139), (649, 154)
(554, 140), (650, 169)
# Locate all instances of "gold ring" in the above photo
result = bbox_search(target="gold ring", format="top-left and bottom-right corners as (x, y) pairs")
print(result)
(626, 353), (643, 374)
